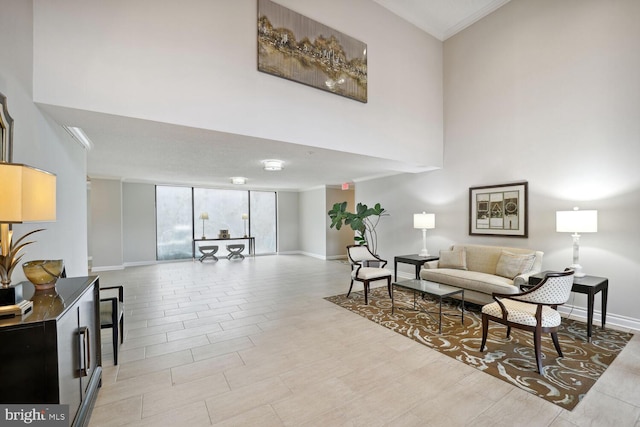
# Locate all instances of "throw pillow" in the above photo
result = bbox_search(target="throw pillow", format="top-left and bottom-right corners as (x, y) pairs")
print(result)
(496, 251), (536, 279)
(438, 248), (467, 270)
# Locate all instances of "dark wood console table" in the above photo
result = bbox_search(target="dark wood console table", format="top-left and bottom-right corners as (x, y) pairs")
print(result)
(0, 276), (102, 427)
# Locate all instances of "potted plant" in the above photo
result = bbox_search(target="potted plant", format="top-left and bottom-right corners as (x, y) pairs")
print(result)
(328, 201), (388, 255)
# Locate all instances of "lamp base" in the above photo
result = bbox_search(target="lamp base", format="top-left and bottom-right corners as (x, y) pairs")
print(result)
(0, 283), (24, 306)
(0, 299), (33, 319)
(418, 249), (431, 257)
(569, 263), (585, 277)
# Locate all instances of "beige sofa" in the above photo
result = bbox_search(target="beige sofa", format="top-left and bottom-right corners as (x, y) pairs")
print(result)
(419, 244), (543, 305)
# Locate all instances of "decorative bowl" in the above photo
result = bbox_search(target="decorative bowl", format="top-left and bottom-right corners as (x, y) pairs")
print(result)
(22, 260), (64, 290)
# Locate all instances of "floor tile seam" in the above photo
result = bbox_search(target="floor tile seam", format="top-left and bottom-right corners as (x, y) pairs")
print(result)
(144, 337), (214, 358)
(139, 381), (230, 421)
(593, 383), (640, 409)
(126, 323), (185, 338)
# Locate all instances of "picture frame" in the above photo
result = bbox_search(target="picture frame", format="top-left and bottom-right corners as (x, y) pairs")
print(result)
(0, 91), (14, 162)
(257, 0), (367, 103)
(469, 181), (528, 237)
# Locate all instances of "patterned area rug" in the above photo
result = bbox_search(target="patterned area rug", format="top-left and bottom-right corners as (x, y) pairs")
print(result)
(325, 287), (633, 411)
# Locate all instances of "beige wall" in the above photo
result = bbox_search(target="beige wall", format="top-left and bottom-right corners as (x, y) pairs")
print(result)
(358, 0), (640, 327)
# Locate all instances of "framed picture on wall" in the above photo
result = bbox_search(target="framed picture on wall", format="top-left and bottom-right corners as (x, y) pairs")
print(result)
(469, 181), (528, 237)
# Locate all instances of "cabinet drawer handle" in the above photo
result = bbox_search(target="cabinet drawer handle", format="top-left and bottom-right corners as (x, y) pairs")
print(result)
(78, 326), (91, 377)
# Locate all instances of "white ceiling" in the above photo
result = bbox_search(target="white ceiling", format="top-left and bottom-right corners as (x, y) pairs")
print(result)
(43, 1), (510, 191)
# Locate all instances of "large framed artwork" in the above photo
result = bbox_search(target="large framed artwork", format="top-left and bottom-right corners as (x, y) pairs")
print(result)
(257, 0), (368, 103)
(469, 182), (528, 237)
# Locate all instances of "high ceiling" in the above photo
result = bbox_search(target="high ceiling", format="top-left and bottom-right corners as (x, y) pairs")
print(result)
(43, 1), (510, 191)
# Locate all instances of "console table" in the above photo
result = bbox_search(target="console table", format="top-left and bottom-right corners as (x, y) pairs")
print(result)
(528, 271), (608, 342)
(193, 237), (255, 259)
(394, 254), (439, 281)
(0, 276), (102, 427)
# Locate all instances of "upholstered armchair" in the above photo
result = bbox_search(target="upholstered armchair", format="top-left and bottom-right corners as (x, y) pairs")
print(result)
(480, 269), (575, 373)
(346, 245), (392, 305)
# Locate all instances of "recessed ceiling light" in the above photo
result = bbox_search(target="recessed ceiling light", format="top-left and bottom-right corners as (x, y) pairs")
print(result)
(262, 159), (284, 171)
(231, 177), (247, 185)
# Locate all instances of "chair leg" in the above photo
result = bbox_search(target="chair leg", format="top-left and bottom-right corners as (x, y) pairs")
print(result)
(551, 332), (563, 357)
(480, 314), (489, 352)
(506, 326), (511, 339)
(533, 329), (543, 374)
(112, 323), (119, 365)
(347, 280), (354, 298)
(364, 282), (369, 305)
(386, 276), (392, 299)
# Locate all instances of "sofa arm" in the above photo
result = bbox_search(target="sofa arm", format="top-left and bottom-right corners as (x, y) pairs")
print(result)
(513, 269), (541, 288)
(423, 260), (439, 270)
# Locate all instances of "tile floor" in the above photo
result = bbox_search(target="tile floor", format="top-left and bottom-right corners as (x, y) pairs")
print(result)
(88, 255), (640, 426)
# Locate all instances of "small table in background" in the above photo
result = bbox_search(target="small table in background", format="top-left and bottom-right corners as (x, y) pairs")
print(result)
(394, 254), (439, 281)
(528, 271), (608, 342)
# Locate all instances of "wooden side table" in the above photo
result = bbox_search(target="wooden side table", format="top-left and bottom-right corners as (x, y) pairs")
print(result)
(394, 254), (439, 281)
(528, 271), (608, 342)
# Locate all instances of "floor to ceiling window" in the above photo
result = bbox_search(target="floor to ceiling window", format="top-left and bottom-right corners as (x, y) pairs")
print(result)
(156, 186), (277, 260)
(194, 188), (248, 240)
(250, 191), (277, 254)
(156, 186), (193, 260)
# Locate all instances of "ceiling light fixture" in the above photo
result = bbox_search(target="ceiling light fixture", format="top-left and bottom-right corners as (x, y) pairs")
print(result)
(231, 177), (247, 185)
(63, 126), (93, 150)
(262, 159), (283, 171)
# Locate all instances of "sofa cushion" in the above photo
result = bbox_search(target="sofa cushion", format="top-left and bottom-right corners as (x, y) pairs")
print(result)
(420, 268), (519, 297)
(495, 251), (536, 279)
(438, 248), (467, 270)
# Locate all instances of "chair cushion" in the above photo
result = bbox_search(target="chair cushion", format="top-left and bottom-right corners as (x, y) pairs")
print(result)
(438, 248), (467, 270)
(495, 251), (536, 279)
(482, 299), (561, 327)
(352, 267), (391, 280)
(100, 300), (124, 326)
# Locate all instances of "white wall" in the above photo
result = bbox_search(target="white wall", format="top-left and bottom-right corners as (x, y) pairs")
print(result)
(298, 187), (326, 258)
(276, 191), (300, 253)
(90, 179), (123, 270)
(123, 183), (156, 264)
(1, 0), (89, 280)
(31, 0), (443, 170)
(358, 0), (640, 327)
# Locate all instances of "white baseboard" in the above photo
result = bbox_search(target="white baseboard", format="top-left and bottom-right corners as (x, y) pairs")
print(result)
(559, 304), (640, 333)
(123, 260), (158, 268)
(91, 265), (125, 272)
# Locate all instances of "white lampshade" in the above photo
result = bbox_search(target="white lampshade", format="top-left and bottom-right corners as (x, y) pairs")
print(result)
(0, 163), (57, 223)
(199, 212), (209, 220)
(414, 212), (435, 229)
(556, 208), (597, 233)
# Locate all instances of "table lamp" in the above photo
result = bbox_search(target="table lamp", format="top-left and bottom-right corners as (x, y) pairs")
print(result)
(242, 213), (248, 237)
(199, 212), (209, 239)
(413, 212), (435, 257)
(556, 207), (597, 277)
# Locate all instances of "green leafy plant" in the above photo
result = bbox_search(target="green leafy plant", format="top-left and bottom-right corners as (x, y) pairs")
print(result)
(0, 229), (43, 287)
(328, 202), (388, 254)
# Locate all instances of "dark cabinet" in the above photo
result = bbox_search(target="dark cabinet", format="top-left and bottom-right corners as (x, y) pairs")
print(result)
(0, 276), (102, 427)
